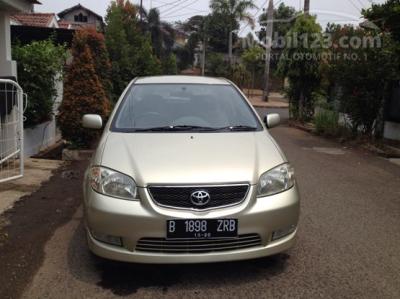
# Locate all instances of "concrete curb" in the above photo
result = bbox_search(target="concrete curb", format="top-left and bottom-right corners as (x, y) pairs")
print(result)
(62, 149), (94, 161)
(252, 104), (289, 109)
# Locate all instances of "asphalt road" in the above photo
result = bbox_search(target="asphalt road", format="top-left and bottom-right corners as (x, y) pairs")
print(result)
(2, 108), (400, 299)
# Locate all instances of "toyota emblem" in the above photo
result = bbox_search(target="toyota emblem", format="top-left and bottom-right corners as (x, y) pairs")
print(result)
(190, 190), (211, 206)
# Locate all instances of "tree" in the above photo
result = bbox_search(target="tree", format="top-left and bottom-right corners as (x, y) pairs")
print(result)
(362, 0), (400, 42)
(72, 28), (112, 101)
(147, 8), (163, 58)
(179, 15), (207, 64)
(258, 3), (297, 41)
(145, 8), (177, 73)
(104, 1), (132, 101)
(12, 40), (66, 128)
(278, 15), (323, 121)
(175, 15), (212, 69)
(241, 45), (264, 90)
(324, 25), (399, 136)
(209, 0), (257, 53)
(230, 63), (251, 89)
(210, 0), (257, 28)
(58, 44), (110, 147)
(105, 0), (161, 101)
(258, 3), (298, 68)
(146, 8), (175, 59)
(162, 53), (178, 75)
(206, 53), (230, 77)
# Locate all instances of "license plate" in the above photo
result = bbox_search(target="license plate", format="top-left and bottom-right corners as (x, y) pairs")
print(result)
(166, 219), (238, 239)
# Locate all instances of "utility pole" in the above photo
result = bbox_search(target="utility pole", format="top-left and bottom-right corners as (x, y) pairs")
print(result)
(201, 35), (206, 76)
(229, 30), (234, 65)
(140, 0), (143, 22)
(263, 0), (274, 102)
(201, 19), (207, 76)
(304, 0), (310, 15)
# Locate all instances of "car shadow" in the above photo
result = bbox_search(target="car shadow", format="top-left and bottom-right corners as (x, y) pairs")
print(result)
(68, 221), (290, 296)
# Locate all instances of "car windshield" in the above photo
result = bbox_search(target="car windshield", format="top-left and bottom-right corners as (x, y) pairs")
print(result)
(112, 84), (261, 132)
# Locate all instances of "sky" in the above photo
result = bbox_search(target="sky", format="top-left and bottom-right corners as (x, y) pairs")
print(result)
(36, 0), (387, 36)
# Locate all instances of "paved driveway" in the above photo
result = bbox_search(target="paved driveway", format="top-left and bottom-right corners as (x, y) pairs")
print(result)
(1, 109), (400, 299)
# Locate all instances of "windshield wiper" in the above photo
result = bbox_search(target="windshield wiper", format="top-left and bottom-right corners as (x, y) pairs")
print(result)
(133, 125), (217, 132)
(215, 125), (258, 132)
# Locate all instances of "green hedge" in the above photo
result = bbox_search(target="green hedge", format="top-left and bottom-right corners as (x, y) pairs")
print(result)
(13, 40), (66, 128)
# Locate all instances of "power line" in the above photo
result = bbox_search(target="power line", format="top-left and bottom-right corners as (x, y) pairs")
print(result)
(355, 0), (366, 8)
(153, 0), (205, 13)
(163, 0), (198, 17)
(155, 0), (181, 9)
(161, 0), (192, 15)
(347, 0), (362, 13)
(163, 10), (209, 19)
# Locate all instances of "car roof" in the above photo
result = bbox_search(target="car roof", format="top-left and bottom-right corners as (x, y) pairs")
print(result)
(134, 75), (231, 85)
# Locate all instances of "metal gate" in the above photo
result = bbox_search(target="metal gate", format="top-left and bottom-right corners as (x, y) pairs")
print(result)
(0, 79), (25, 183)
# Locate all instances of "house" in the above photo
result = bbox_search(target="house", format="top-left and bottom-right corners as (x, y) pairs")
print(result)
(11, 12), (58, 28)
(1, 0), (39, 182)
(173, 29), (188, 48)
(10, 11), (75, 46)
(384, 83), (400, 141)
(58, 4), (104, 32)
(0, 0), (38, 79)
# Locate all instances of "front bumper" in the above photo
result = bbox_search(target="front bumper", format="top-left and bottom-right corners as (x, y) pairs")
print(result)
(83, 185), (300, 264)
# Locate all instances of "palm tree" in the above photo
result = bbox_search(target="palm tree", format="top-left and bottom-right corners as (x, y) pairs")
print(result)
(210, 0), (257, 61)
(210, 0), (257, 28)
(147, 8), (163, 58)
(144, 8), (176, 60)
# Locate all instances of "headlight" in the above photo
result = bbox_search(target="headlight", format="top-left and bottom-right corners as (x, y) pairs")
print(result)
(257, 163), (295, 197)
(89, 166), (138, 200)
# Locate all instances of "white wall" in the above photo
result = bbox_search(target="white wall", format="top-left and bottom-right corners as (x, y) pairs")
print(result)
(0, 12), (17, 78)
(384, 121), (400, 141)
(23, 75), (63, 157)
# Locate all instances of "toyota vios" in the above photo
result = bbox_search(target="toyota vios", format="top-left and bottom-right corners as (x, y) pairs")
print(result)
(82, 76), (300, 263)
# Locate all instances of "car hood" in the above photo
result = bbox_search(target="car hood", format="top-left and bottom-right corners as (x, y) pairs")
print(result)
(99, 132), (286, 186)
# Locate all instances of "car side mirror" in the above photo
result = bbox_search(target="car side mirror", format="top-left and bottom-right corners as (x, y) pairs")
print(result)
(264, 113), (280, 129)
(82, 114), (103, 129)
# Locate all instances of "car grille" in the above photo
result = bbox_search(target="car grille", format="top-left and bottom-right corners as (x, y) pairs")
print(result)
(147, 184), (249, 210)
(136, 234), (262, 254)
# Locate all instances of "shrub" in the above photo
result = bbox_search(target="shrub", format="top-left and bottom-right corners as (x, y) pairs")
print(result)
(314, 108), (340, 137)
(72, 28), (112, 101)
(162, 53), (178, 75)
(206, 53), (229, 77)
(12, 40), (66, 128)
(57, 44), (110, 148)
(241, 46), (264, 90)
(324, 25), (400, 137)
(278, 15), (323, 122)
(230, 63), (251, 90)
(105, 0), (161, 101)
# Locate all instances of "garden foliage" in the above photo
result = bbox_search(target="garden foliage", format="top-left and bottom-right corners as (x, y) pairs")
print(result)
(13, 40), (66, 128)
(57, 37), (110, 148)
(105, 0), (161, 101)
(72, 28), (112, 101)
(278, 15), (323, 121)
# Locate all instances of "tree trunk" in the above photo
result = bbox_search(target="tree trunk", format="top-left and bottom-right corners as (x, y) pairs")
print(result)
(299, 92), (305, 121)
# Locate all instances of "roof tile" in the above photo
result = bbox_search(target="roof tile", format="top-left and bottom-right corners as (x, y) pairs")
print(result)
(12, 13), (55, 28)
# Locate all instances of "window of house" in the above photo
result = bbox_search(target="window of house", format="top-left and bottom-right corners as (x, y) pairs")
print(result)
(74, 13), (88, 23)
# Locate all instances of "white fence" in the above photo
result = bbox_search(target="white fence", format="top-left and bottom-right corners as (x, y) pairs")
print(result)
(0, 79), (25, 183)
